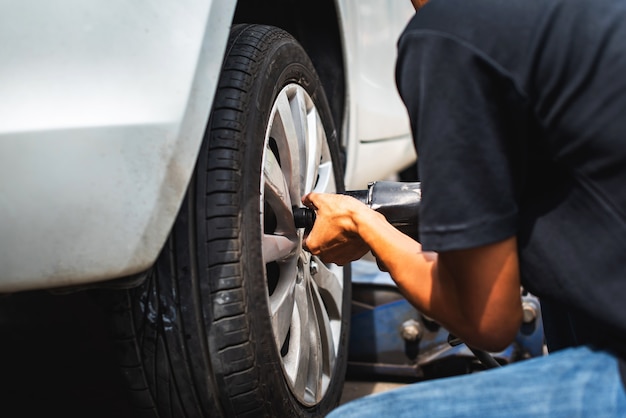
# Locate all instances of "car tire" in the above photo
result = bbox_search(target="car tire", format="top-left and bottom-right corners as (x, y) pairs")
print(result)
(103, 24), (350, 418)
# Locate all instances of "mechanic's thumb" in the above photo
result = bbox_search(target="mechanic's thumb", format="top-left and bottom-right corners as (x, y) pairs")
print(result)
(301, 192), (319, 210)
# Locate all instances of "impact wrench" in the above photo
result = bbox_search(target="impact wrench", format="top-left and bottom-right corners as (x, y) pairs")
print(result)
(293, 180), (501, 369)
(294, 181), (421, 241)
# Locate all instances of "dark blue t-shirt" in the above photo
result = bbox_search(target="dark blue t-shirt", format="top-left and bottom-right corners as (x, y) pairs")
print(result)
(396, 0), (626, 374)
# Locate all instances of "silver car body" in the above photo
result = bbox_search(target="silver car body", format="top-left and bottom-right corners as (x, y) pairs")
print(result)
(0, 0), (415, 292)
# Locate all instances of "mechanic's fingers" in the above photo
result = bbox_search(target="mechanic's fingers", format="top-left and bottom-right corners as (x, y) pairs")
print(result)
(313, 251), (356, 266)
(301, 192), (319, 209)
(301, 235), (315, 255)
(302, 231), (325, 256)
(309, 240), (370, 266)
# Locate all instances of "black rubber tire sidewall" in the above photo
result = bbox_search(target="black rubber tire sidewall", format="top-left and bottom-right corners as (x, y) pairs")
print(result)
(208, 24), (349, 417)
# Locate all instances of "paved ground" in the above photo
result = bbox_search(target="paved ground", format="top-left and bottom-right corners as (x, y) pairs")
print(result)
(0, 290), (404, 417)
(0, 291), (134, 418)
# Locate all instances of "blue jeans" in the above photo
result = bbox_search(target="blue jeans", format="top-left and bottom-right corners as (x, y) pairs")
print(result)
(329, 346), (626, 417)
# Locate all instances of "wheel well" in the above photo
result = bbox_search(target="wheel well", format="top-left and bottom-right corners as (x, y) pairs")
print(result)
(233, 0), (346, 138)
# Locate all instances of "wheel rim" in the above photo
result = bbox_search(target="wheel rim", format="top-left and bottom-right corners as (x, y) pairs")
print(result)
(260, 84), (344, 405)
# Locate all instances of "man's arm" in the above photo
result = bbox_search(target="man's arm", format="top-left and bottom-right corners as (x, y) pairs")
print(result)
(303, 192), (523, 352)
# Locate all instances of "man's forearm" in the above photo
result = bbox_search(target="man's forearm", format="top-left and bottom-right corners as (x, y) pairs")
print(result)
(354, 208), (523, 351)
(353, 209), (458, 321)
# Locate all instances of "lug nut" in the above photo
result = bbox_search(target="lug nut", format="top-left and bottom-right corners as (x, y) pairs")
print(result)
(522, 301), (538, 323)
(401, 319), (422, 342)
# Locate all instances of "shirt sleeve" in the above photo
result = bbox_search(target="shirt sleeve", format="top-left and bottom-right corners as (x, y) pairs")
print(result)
(395, 26), (529, 252)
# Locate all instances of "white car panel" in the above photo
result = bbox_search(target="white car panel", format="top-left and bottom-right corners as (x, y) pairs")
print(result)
(0, 0), (236, 291)
(339, 0), (416, 189)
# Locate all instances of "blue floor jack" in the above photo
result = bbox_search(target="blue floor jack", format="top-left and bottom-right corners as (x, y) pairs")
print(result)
(347, 259), (545, 382)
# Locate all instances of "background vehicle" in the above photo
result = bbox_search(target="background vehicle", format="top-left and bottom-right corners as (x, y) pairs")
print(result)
(0, 1), (416, 417)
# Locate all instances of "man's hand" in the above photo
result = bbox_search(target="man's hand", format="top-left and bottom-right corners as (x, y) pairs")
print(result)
(301, 192), (373, 265)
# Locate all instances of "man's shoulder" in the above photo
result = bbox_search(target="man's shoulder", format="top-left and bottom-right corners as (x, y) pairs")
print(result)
(408, 0), (544, 34)
(402, 0), (626, 95)
(409, 0), (625, 37)
(402, 0), (545, 70)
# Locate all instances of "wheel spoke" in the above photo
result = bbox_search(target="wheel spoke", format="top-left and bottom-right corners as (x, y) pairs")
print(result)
(313, 160), (335, 194)
(304, 100), (323, 194)
(304, 280), (324, 402)
(269, 262), (297, 349)
(283, 282), (310, 395)
(263, 145), (292, 218)
(262, 234), (297, 264)
(263, 144), (297, 237)
(281, 294), (302, 387)
(306, 107), (336, 195)
(310, 259), (343, 320)
(270, 90), (303, 204)
(310, 278), (335, 394)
